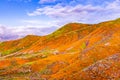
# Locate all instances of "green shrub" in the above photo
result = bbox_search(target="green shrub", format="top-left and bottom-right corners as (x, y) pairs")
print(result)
(81, 42), (86, 50)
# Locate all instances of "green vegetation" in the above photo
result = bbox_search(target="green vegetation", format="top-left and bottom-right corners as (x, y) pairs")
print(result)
(46, 24), (73, 41)
(67, 48), (76, 53)
(2, 50), (14, 55)
(81, 42), (86, 50)
(0, 42), (5, 47)
(1, 48), (22, 56)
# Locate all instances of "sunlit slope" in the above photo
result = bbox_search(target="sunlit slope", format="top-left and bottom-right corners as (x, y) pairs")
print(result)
(0, 23), (98, 57)
(50, 20), (120, 80)
(70, 53), (120, 80)
(0, 35), (41, 56)
(0, 18), (120, 80)
(19, 23), (98, 54)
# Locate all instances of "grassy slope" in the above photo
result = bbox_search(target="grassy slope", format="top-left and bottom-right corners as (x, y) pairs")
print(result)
(0, 35), (41, 56)
(0, 23), (97, 57)
(0, 19), (120, 80)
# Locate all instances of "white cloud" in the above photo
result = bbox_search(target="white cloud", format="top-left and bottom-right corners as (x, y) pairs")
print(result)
(28, 0), (120, 24)
(0, 25), (57, 41)
(39, 0), (57, 4)
(20, 19), (59, 28)
(0, 19), (59, 41)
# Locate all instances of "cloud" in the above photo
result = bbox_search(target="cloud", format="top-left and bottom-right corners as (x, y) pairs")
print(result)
(0, 25), (57, 41)
(0, 19), (59, 41)
(28, 0), (120, 24)
(2, 0), (120, 41)
(0, 26), (18, 41)
(20, 19), (60, 31)
(39, 0), (57, 4)
(21, 19), (58, 28)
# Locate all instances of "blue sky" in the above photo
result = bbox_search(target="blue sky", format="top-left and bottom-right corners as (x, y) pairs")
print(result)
(0, 0), (120, 41)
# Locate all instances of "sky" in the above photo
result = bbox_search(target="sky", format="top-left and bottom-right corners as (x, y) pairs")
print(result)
(0, 0), (120, 41)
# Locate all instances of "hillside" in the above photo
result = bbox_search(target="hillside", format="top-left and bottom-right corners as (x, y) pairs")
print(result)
(0, 18), (120, 80)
